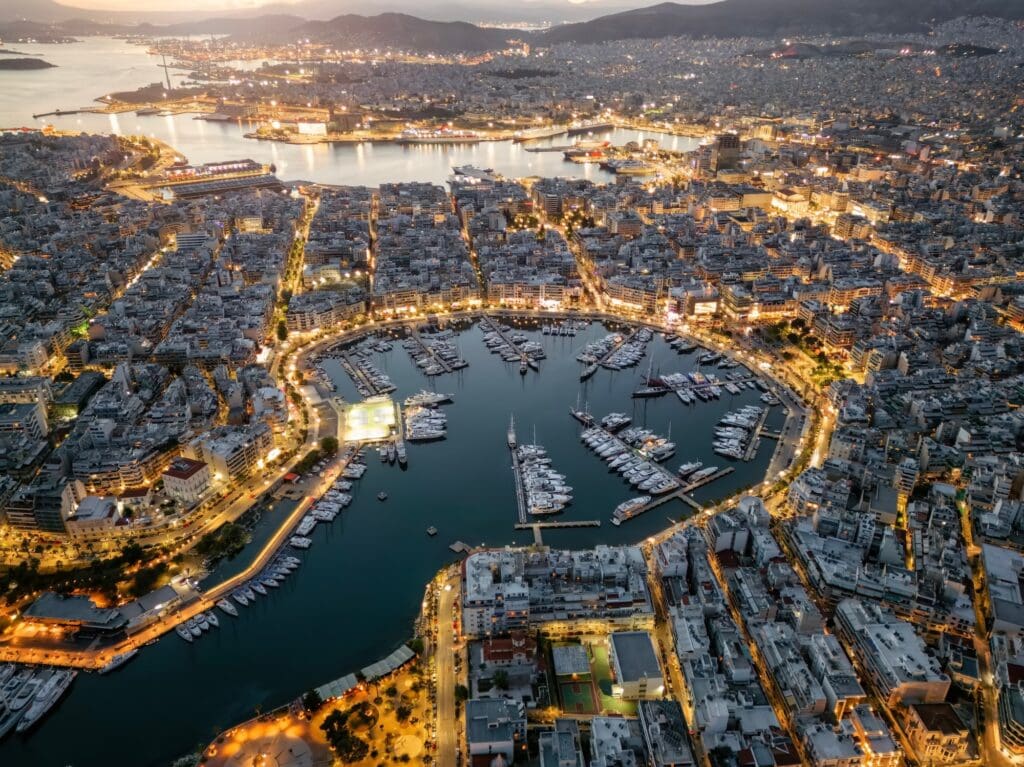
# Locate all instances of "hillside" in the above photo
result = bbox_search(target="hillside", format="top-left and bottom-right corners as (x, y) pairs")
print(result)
(543, 0), (1024, 44)
(287, 13), (513, 52)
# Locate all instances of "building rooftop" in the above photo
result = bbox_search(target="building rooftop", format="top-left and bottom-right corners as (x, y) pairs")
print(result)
(610, 631), (661, 683)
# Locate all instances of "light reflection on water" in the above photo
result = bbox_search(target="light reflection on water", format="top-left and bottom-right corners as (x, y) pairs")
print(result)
(2, 37), (699, 186)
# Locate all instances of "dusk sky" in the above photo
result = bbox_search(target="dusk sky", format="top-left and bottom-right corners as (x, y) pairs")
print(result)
(58, 0), (719, 12)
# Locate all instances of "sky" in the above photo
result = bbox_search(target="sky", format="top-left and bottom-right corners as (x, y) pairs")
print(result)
(57, 0), (719, 12)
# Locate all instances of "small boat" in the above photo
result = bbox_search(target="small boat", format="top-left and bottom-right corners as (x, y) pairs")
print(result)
(206, 611), (220, 628)
(217, 599), (239, 617)
(177, 625), (194, 643)
(243, 585), (257, 600)
(99, 649), (138, 674)
(251, 582), (268, 596)
(427, 526), (438, 536)
(196, 614), (210, 632)
(378, 491), (388, 501)
(187, 619), (202, 637)
(232, 591), (249, 607)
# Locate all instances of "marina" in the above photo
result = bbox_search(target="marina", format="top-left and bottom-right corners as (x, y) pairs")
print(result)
(0, 316), (784, 767)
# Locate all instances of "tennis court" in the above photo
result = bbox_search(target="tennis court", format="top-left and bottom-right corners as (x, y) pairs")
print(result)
(558, 679), (599, 714)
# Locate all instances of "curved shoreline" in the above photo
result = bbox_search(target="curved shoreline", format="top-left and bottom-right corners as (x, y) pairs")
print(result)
(0, 308), (815, 674)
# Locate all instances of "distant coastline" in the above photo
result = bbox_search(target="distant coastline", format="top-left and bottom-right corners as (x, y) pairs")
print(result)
(0, 58), (55, 71)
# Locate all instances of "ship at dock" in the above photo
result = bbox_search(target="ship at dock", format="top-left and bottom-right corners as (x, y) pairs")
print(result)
(398, 128), (481, 144)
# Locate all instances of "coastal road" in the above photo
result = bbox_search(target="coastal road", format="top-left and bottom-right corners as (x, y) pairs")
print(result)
(436, 569), (460, 767)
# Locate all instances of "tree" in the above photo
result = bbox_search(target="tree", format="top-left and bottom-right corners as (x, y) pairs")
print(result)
(320, 436), (339, 456)
(408, 637), (424, 654)
(396, 703), (412, 722)
(321, 710), (370, 763)
(385, 683), (398, 698)
(454, 684), (469, 702)
(493, 670), (509, 690)
(302, 689), (323, 712)
(276, 320), (289, 342)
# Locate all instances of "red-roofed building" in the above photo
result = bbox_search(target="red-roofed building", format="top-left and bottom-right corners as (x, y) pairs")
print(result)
(162, 457), (211, 506)
(481, 632), (538, 667)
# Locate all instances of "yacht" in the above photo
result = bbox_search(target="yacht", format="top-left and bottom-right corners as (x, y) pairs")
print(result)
(612, 496), (651, 525)
(232, 591), (249, 607)
(251, 582), (268, 596)
(290, 536), (313, 549)
(206, 612), (220, 628)
(176, 624), (194, 642)
(396, 440), (407, 466)
(243, 585), (257, 601)
(187, 619), (202, 637)
(16, 670), (76, 733)
(598, 413), (630, 430)
(387, 442), (397, 463)
(10, 673), (43, 712)
(217, 599), (239, 617)
(677, 461), (703, 478)
(405, 390), (454, 408)
(197, 614), (210, 631)
(688, 466), (720, 483)
(99, 649), (138, 674)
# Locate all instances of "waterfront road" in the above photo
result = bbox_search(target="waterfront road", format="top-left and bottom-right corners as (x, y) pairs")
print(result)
(435, 569), (461, 767)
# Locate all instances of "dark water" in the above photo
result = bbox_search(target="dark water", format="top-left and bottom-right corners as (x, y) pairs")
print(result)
(0, 320), (779, 766)
(0, 38), (700, 186)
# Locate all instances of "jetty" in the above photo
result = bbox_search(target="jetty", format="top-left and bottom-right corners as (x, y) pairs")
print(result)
(508, 417), (529, 525)
(742, 408), (771, 461)
(515, 520), (600, 545)
(407, 325), (453, 373)
(682, 466), (734, 492)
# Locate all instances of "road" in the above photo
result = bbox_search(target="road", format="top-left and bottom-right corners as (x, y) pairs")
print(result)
(435, 569), (460, 767)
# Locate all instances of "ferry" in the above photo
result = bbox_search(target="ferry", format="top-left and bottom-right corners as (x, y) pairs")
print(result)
(16, 670), (76, 733)
(99, 649), (138, 674)
(612, 496), (651, 525)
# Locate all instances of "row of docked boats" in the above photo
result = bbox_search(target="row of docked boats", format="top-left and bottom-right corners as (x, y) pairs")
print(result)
(344, 349), (396, 397)
(481, 326), (546, 369)
(541, 320), (587, 336)
(601, 327), (653, 370)
(618, 425), (677, 463)
(517, 443), (574, 515)
(677, 461), (720, 485)
(406, 403), (448, 442)
(581, 426), (680, 495)
(0, 666), (77, 738)
(290, 467), (361, 550)
(714, 405), (767, 459)
(177, 555), (304, 646)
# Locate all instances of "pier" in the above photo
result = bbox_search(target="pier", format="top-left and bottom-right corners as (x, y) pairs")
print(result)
(508, 421), (529, 525)
(742, 407), (771, 461)
(597, 328), (639, 369)
(513, 125), (569, 143)
(480, 315), (533, 367)
(682, 466), (735, 493)
(515, 520), (601, 545)
(635, 375), (761, 399)
(340, 350), (385, 395)
(407, 325), (453, 373)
